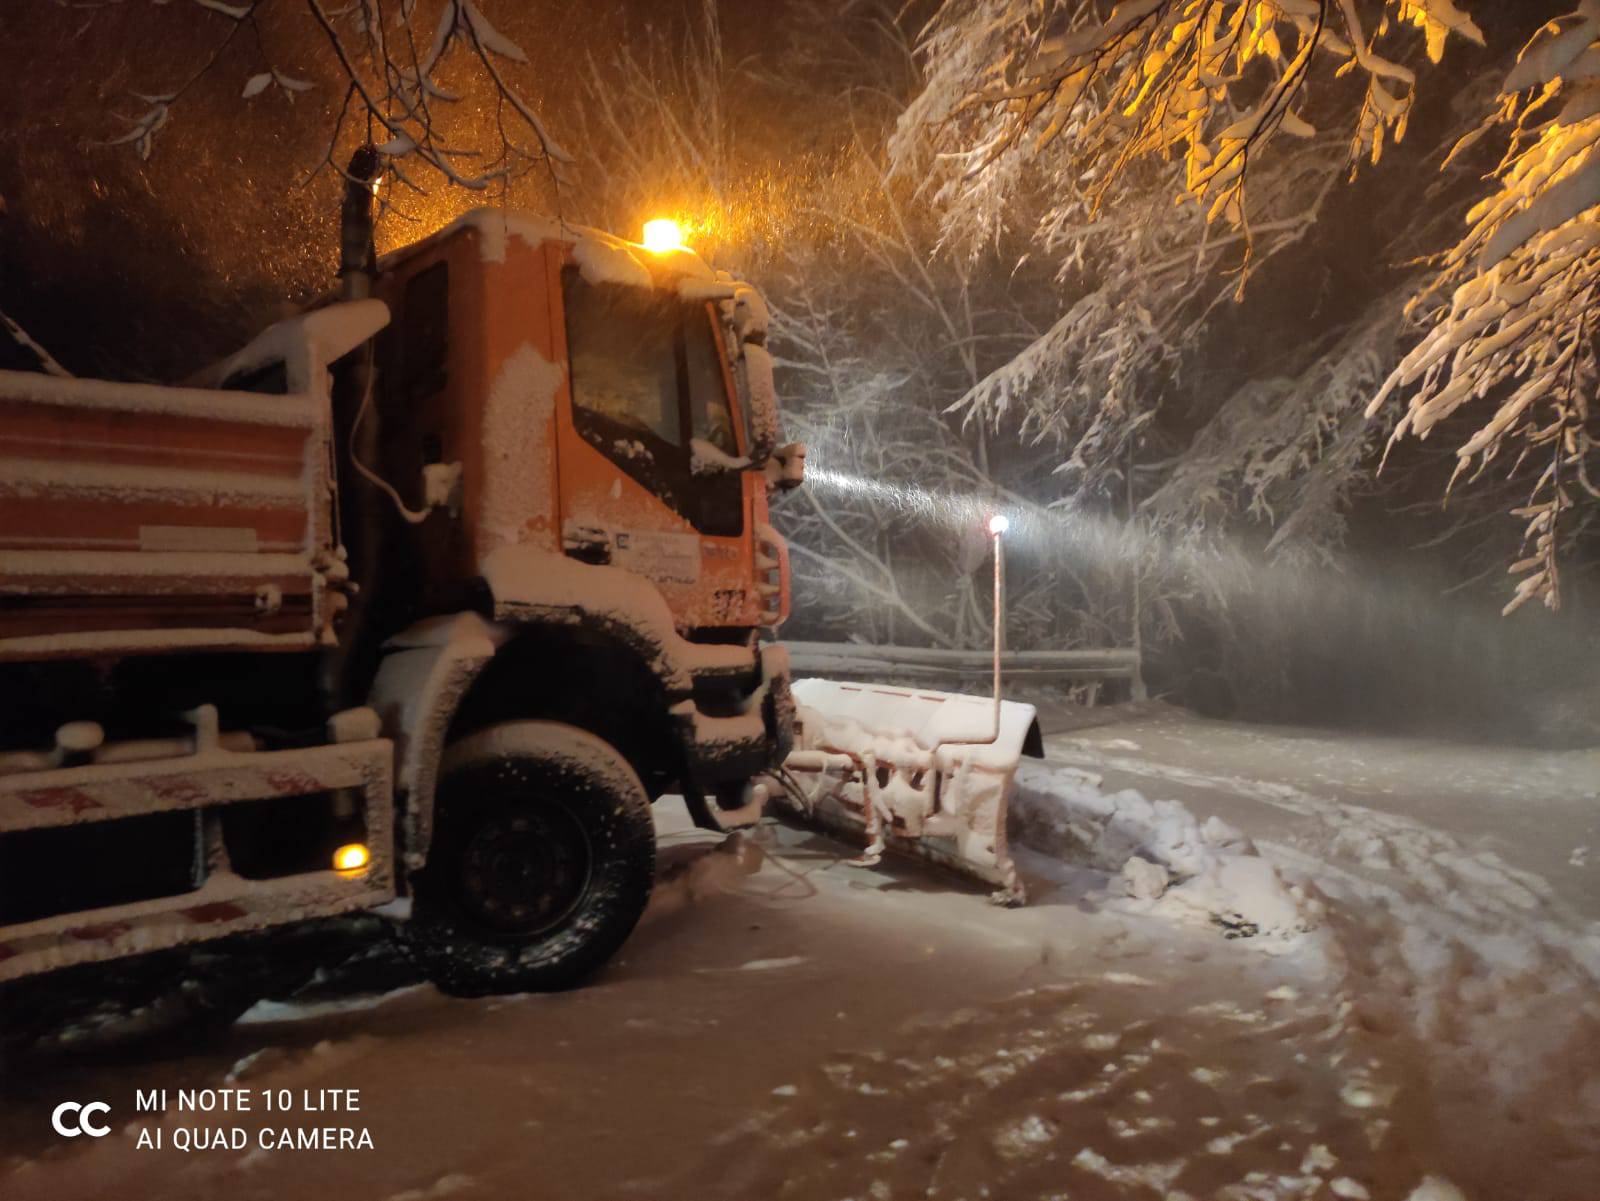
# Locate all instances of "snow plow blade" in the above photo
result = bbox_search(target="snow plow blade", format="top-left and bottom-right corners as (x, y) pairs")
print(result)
(773, 678), (1043, 904)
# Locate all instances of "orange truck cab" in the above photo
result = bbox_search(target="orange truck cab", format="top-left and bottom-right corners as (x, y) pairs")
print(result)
(335, 211), (798, 814)
(0, 207), (801, 1007)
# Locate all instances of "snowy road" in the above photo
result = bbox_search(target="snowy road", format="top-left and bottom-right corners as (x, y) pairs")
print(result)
(2, 707), (1595, 1200)
(1031, 703), (1600, 918)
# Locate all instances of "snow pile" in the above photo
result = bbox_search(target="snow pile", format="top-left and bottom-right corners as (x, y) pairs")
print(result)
(1010, 762), (1316, 940)
(570, 234), (653, 290)
(190, 299), (390, 395)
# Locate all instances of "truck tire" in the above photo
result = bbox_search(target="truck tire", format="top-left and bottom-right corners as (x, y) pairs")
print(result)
(404, 721), (655, 996)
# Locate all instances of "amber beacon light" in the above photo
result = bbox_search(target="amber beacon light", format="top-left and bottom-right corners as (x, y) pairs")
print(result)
(641, 218), (686, 253)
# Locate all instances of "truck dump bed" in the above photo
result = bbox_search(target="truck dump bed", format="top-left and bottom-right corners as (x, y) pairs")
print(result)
(0, 308), (375, 662)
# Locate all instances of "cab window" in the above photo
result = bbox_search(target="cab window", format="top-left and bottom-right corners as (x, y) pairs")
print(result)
(402, 261), (449, 403)
(563, 277), (683, 447)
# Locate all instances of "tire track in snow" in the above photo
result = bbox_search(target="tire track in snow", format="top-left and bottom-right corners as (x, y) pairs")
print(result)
(1031, 745), (1600, 1198)
(627, 974), (1430, 1201)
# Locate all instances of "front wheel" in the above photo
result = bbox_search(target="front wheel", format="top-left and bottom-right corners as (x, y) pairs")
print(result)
(403, 721), (655, 996)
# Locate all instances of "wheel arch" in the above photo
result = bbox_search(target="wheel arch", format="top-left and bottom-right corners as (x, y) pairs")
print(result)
(366, 612), (684, 875)
(446, 623), (684, 797)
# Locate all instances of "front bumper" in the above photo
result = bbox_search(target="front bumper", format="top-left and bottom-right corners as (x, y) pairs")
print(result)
(674, 641), (793, 793)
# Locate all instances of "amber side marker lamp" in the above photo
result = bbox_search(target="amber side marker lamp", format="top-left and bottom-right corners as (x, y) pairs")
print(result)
(333, 843), (371, 873)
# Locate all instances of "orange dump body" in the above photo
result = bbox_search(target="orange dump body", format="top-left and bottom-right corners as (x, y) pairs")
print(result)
(0, 368), (336, 659)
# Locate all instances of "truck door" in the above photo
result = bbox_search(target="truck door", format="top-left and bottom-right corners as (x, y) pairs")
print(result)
(552, 268), (758, 629)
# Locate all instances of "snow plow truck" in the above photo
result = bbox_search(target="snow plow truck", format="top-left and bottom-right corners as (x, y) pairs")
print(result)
(0, 171), (1040, 1031)
(0, 174), (803, 1005)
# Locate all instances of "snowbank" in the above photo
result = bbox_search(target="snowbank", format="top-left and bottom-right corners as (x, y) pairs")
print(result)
(1010, 762), (1317, 941)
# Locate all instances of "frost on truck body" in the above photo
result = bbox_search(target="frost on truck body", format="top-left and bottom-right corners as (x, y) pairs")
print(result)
(480, 544), (754, 692)
(477, 343), (565, 555)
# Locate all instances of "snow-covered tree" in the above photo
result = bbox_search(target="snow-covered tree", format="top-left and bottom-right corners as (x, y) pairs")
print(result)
(1371, 6), (1600, 612)
(887, 1), (1430, 576)
(895, 0), (1596, 612)
(565, 1), (1137, 655)
(95, 0), (569, 199)
(894, 0), (1481, 256)
(4, 1), (599, 380)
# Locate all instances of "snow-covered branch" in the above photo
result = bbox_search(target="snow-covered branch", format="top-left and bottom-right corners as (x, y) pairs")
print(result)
(97, 0), (568, 199)
(1371, 4), (1600, 612)
(1, 307), (72, 378)
(894, 1), (1479, 248)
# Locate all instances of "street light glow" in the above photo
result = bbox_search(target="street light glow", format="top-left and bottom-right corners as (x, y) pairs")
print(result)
(988, 513), (1010, 536)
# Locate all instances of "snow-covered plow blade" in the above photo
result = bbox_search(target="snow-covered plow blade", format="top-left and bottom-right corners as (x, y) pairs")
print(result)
(775, 678), (1043, 904)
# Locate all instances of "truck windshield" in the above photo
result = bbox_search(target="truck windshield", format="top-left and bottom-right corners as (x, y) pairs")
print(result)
(561, 270), (745, 538)
(563, 279), (683, 446)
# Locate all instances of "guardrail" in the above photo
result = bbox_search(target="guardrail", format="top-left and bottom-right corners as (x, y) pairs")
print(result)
(783, 640), (1143, 689)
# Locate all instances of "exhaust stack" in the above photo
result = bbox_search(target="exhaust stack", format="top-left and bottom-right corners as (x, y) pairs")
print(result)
(339, 146), (382, 300)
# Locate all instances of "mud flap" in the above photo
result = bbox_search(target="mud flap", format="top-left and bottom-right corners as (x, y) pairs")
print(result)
(773, 678), (1038, 905)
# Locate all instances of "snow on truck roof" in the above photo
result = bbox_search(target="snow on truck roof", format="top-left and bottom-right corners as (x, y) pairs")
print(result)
(377, 208), (764, 316)
(189, 299), (391, 393)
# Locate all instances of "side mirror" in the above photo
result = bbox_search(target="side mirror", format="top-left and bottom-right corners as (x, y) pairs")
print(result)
(722, 280), (784, 466)
(690, 438), (751, 476)
(764, 442), (806, 492)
